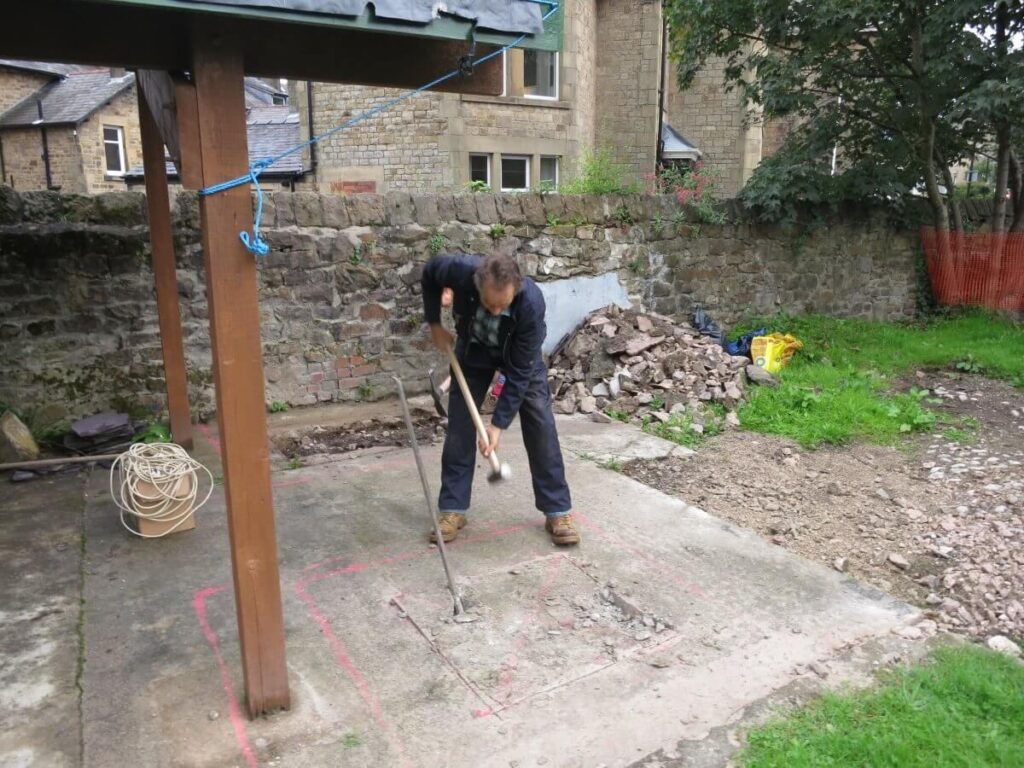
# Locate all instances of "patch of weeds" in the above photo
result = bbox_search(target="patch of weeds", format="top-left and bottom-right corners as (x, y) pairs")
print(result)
(357, 381), (374, 400)
(287, 457), (301, 471)
(537, 179), (556, 194)
(342, 732), (362, 749)
(213, 474), (224, 486)
(603, 408), (630, 424)
(570, 214), (588, 227)
(602, 458), (624, 472)
(613, 204), (634, 226)
(629, 257), (645, 275)
(955, 354), (985, 374)
(349, 243), (364, 265)
(489, 223), (508, 239)
(546, 212), (561, 227)
(652, 212), (664, 233)
(649, 395), (664, 411)
(269, 400), (289, 413)
(739, 645), (1024, 768)
(1013, 373), (1024, 389)
(428, 231), (445, 257)
(642, 409), (724, 449)
(132, 423), (171, 444)
(942, 427), (975, 444)
(465, 180), (491, 193)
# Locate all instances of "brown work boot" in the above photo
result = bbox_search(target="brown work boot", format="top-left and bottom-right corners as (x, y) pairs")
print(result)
(545, 514), (581, 546)
(429, 512), (467, 543)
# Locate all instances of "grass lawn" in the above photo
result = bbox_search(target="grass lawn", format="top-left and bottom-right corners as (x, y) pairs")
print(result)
(740, 644), (1024, 767)
(735, 312), (1024, 448)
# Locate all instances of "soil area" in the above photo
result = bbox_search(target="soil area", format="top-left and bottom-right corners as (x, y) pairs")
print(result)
(274, 413), (446, 458)
(624, 371), (1024, 643)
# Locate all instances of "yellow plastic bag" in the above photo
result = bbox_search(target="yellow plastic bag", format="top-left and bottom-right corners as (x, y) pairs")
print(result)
(751, 333), (803, 374)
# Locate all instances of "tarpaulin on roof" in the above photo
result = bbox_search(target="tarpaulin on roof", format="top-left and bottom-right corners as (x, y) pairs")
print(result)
(176, 0), (544, 34)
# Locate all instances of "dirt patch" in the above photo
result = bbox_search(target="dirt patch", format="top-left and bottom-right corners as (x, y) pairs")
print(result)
(274, 414), (445, 458)
(623, 371), (1024, 644)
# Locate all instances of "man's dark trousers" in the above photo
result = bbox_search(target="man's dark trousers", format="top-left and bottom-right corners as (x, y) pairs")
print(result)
(439, 358), (572, 517)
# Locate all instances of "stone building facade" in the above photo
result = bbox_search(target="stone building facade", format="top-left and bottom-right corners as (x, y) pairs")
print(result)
(292, 0), (789, 199)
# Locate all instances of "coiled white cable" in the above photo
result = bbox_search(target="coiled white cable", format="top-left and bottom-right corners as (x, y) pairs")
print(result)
(110, 443), (214, 538)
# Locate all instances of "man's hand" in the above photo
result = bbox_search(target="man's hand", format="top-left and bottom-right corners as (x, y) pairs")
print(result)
(478, 423), (503, 458)
(429, 323), (455, 352)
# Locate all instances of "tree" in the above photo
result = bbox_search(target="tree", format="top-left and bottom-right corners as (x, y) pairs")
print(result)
(665, 0), (1024, 232)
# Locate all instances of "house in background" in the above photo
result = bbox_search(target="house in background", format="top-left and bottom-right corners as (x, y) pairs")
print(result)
(0, 60), (301, 194)
(290, 0), (791, 198)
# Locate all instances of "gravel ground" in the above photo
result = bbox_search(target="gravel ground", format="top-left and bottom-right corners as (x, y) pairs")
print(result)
(623, 371), (1024, 647)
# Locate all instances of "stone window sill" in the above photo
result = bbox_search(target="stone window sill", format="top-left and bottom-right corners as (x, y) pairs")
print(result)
(460, 94), (571, 110)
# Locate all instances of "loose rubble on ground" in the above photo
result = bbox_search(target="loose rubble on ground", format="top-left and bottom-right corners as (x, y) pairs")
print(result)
(623, 373), (1024, 654)
(547, 305), (761, 425)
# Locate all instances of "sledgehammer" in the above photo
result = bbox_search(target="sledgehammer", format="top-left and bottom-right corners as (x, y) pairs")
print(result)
(444, 345), (512, 484)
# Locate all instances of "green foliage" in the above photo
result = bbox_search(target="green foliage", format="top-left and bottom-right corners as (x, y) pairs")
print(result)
(603, 408), (630, 424)
(287, 457), (301, 471)
(602, 458), (624, 472)
(269, 400), (290, 413)
(570, 214), (588, 226)
(652, 212), (664, 232)
(428, 231), (445, 257)
(740, 645), (1024, 768)
(343, 732), (362, 749)
(561, 147), (639, 196)
(537, 179), (556, 194)
(489, 223), (508, 239)
(735, 311), (1024, 448)
(349, 244), (364, 265)
(546, 212), (561, 227)
(357, 381), (374, 399)
(465, 180), (491, 193)
(642, 409), (725, 449)
(132, 423), (171, 444)
(653, 163), (726, 224)
(665, 0), (1024, 226)
(955, 355), (985, 374)
(613, 204), (635, 226)
(629, 257), (645, 275)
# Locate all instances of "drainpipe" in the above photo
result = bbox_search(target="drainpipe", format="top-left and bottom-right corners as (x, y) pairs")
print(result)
(37, 100), (55, 190)
(305, 80), (318, 181)
(0, 133), (6, 186)
(656, 9), (668, 175)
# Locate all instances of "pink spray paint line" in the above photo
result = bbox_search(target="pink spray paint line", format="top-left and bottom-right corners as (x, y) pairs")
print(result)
(192, 585), (259, 768)
(292, 580), (412, 768)
(196, 422), (222, 458)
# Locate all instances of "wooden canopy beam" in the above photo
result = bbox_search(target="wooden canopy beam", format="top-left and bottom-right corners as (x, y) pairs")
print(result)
(136, 85), (194, 451)
(5, 1), (503, 94)
(191, 23), (290, 718)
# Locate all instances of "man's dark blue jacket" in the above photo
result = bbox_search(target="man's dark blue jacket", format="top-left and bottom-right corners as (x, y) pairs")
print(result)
(422, 254), (547, 431)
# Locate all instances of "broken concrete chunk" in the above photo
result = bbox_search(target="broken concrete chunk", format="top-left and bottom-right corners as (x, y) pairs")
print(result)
(745, 364), (778, 387)
(636, 315), (654, 333)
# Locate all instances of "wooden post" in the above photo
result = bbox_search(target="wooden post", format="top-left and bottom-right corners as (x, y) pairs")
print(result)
(191, 26), (290, 717)
(136, 85), (194, 450)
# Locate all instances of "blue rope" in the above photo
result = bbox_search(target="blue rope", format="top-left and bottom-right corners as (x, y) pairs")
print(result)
(200, 0), (560, 257)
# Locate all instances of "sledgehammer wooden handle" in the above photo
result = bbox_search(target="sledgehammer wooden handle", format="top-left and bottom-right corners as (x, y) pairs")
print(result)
(445, 344), (503, 475)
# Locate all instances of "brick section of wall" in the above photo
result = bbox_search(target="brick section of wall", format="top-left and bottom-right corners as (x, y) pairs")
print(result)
(594, 0), (662, 187)
(0, 68), (53, 114)
(665, 55), (748, 197)
(0, 188), (920, 422)
(0, 126), (86, 192)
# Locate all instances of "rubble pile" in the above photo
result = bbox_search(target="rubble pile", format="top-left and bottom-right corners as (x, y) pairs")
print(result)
(548, 305), (750, 420)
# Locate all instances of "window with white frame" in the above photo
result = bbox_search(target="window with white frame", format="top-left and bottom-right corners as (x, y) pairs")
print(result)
(469, 153), (491, 187)
(103, 125), (126, 175)
(500, 156), (530, 191)
(501, 50), (559, 100)
(524, 50), (558, 99)
(539, 156), (559, 190)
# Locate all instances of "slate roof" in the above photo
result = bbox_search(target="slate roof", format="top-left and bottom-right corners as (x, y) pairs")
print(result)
(125, 106), (304, 179)
(0, 70), (134, 127)
(0, 59), (77, 77)
(177, 0), (545, 34)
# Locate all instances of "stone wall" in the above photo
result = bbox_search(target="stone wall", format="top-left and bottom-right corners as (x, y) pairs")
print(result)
(0, 187), (919, 422)
(0, 126), (86, 193)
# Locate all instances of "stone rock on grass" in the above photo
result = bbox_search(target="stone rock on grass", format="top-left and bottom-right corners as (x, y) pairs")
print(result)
(987, 635), (1022, 657)
(0, 411), (40, 463)
(745, 364), (778, 388)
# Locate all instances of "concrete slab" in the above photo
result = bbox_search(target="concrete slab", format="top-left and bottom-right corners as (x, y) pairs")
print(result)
(4, 415), (918, 768)
(557, 414), (694, 463)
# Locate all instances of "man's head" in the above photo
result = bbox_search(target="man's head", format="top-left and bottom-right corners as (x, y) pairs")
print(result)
(474, 254), (522, 315)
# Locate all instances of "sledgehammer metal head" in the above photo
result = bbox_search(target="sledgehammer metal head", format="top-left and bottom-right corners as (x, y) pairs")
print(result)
(487, 459), (512, 484)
